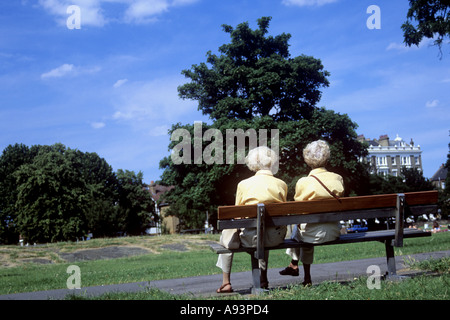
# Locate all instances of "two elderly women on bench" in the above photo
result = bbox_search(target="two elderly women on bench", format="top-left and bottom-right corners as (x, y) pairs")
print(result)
(216, 140), (344, 293)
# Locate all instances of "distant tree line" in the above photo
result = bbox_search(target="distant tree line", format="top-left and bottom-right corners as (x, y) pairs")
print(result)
(0, 143), (156, 244)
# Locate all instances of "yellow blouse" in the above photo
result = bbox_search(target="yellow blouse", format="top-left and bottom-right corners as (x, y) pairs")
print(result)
(294, 167), (344, 201)
(293, 167), (344, 244)
(235, 170), (287, 206)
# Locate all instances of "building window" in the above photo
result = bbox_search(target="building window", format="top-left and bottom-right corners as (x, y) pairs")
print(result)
(401, 156), (410, 166)
(377, 156), (387, 166)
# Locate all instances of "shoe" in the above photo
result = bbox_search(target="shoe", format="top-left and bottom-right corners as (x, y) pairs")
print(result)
(217, 283), (233, 293)
(279, 266), (299, 276)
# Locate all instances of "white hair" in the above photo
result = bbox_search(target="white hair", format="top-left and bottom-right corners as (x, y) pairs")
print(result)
(245, 146), (278, 172)
(303, 140), (330, 169)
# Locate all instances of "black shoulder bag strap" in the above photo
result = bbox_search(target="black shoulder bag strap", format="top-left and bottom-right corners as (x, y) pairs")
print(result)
(310, 174), (341, 203)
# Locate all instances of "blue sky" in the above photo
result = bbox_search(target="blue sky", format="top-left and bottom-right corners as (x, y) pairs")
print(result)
(1, 0), (449, 184)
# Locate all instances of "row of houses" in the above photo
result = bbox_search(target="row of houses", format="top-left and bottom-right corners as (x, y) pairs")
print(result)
(148, 133), (447, 234)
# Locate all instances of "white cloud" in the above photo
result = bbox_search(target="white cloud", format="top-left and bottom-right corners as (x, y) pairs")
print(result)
(41, 63), (74, 78)
(282, 0), (338, 6)
(172, 0), (199, 5)
(386, 38), (434, 52)
(113, 79), (128, 88)
(41, 63), (100, 79)
(322, 64), (446, 115)
(124, 0), (169, 23)
(123, 0), (199, 23)
(111, 76), (197, 125)
(386, 42), (409, 51)
(113, 110), (134, 120)
(38, 0), (200, 26)
(91, 121), (106, 129)
(38, 0), (106, 27)
(425, 99), (439, 108)
(149, 125), (170, 136)
(385, 42), (424, 52)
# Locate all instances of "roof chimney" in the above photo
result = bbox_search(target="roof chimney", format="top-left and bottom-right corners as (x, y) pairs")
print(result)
(378, 134), (389, 146)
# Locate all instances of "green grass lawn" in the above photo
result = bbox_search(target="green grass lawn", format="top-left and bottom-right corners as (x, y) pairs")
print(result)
(0, 231), (449, 299)
(80, 257), (450, 300)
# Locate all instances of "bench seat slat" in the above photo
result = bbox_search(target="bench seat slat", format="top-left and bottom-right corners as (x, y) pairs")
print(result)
(209, 228), (431, 254)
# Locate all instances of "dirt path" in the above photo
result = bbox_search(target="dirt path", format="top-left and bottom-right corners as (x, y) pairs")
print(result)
(1, 235), (218, 267)
(58, 246), (151, 262)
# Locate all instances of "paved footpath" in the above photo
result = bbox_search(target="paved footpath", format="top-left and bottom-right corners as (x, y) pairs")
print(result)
(1, 250), (448, 300)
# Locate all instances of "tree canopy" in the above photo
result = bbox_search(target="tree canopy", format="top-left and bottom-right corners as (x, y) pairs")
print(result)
(178, 17), (330, 122)
(402, 0), (450, 57)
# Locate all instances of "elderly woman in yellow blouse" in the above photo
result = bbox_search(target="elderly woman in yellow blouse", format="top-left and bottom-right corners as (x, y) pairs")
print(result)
(279, 140), (344, 286)
(216, 146), (287, 293)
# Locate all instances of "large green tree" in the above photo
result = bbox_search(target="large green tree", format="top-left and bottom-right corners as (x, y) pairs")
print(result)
(159, 17), (368, 230)
(14, 144), (89, 243)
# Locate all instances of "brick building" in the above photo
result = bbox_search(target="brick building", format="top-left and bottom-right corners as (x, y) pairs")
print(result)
(147, 182), (177, 234)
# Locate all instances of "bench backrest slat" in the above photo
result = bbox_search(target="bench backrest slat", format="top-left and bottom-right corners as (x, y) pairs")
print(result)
(217, 190), (438, 220)
(218, 207), (399, 230)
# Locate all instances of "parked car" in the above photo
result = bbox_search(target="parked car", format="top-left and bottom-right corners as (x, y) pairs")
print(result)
(347, 224), (368, 233)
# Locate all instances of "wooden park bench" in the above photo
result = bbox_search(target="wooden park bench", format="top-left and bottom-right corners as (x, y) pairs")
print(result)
(210, 190), (438, 294)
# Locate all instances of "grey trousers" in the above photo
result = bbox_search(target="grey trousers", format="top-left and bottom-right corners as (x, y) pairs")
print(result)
(216, 226), (287, 273)
(286, 223), (340, 264)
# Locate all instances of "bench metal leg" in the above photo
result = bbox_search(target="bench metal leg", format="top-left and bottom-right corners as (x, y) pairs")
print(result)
(385, 240), (397, 277)
(250, 254), (262, 295)
(384, 240), (406, 281)
(249, 252), (269, 295)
